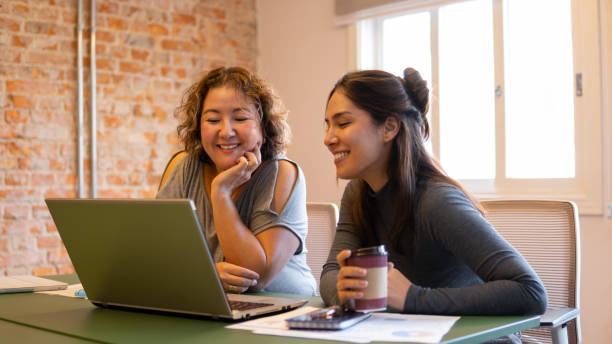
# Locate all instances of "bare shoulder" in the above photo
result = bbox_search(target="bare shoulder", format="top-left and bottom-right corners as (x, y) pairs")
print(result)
(271, 160), (298, 214)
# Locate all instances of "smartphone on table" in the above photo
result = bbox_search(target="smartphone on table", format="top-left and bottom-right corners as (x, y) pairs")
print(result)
(285, 306), (371, 330)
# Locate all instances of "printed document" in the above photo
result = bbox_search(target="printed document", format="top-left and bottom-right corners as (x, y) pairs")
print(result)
(227, 306), (459, 343)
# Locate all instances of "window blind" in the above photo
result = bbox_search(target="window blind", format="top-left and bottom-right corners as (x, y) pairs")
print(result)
(335, 0), (468, 25)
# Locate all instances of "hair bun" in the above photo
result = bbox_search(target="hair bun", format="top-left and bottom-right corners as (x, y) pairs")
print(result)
(402, 68), (429, 116)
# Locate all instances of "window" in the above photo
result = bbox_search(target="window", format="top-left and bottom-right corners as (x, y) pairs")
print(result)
(354, 0), (603, 214)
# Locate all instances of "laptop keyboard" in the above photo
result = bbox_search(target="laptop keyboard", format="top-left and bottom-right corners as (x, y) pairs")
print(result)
(229, 300), (273, 311)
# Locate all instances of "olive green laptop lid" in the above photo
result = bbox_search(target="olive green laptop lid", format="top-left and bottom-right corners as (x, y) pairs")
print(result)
(45, 199), (306, 320)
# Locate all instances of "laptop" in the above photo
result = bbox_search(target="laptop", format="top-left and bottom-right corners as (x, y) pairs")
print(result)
(45, 198), (308, 320)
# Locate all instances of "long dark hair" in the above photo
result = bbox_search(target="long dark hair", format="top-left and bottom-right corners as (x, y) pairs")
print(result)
(328, 68), (484, 248)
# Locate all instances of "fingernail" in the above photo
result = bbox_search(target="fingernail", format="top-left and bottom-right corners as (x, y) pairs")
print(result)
(361, 280), (368, 287)
(251, 279), (257, 286)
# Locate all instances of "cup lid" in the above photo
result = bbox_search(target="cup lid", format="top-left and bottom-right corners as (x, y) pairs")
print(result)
(354, 245), (387, 257)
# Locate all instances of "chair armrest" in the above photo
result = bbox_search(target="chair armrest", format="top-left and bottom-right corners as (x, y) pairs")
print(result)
(540, 308), (579, 327)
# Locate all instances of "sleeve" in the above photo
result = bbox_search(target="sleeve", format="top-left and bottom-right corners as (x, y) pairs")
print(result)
(320, 181), (364, 306)
(156, 155), (187, 199)
(403, 186), (548, 315)
(249, 161), (309, 254)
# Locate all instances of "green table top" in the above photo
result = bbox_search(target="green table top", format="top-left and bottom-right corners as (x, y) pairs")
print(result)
(0, 275), (539, 344)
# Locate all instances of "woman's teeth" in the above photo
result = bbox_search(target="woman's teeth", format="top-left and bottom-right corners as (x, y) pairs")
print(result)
(334, 152), (348, 160)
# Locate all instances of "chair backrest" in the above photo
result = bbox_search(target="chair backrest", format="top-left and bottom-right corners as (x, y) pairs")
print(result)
(305, 202), (338, 293)
(481, 199), (581, 344)
(159, 151), (187, 191)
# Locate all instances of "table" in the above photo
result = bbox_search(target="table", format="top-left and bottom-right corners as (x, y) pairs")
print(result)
(0, 275), (540, 343)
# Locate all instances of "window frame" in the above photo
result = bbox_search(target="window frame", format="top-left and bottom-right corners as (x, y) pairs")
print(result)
(351, 0), (604, 214)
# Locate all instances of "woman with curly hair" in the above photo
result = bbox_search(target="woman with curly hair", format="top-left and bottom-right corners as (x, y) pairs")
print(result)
(157, 67), (316, 295)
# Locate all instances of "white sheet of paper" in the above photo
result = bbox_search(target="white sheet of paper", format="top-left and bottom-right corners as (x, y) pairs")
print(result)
(227, 306), (459, 343)
(36, 283), (85, 298)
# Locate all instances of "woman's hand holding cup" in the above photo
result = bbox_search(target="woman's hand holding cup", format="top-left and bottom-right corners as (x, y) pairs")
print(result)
(336, 245), (388, 312)
(336, 249), (368, 307)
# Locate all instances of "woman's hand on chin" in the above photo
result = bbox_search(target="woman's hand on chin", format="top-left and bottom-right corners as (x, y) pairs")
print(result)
(212, 148), (262, 196)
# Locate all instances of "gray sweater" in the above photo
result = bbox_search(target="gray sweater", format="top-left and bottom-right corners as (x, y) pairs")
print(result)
(157, 153), (317, 296)
(320, 180), (547, 315)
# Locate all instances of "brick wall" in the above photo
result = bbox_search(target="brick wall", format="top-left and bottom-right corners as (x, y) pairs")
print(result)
(0, 0), (257, 276)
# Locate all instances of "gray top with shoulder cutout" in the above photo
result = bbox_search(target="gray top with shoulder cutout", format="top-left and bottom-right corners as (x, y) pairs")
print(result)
(157, 153), (316, 296)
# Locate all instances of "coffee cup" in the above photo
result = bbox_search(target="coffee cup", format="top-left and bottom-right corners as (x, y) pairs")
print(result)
(345, 245), (388, 312)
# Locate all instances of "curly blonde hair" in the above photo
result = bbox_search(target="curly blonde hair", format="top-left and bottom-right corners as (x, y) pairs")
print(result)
(176, 66), (290, 163)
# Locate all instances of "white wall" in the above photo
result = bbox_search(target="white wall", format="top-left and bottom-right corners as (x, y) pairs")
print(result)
(257, 1), (612, 342)
(256, 0), (349, 205)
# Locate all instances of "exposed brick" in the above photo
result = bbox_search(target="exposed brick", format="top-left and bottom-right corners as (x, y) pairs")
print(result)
(46, 222), (57, 233)
(33, 267), (57, 276)
(4, 205), (29, 219)
(213, 8), (226, 19)
(103, 115), (121, 128)
(97, 72), (111, 84)
(173, 13), (196, 26)
(147, 174), (160, 186)
(13, 3), (29, 15)
(62, 173), (75, 186)
(161, 39), (195, 52)
(166, 133), (179, 145)
(139, 189), (156, 198)
(0, 49), (22, 63)
(131, 49), (149, 61)
(149, 23), (169, 36)
(11, 94), (34, 108)
(142, 161), (154, 172)
(119, 61), (144, 74)
(0, 18), (21, 32)
(0, 158), (18, 169)
(18, 157), (33, 170)
(0, 0), (257, 276)
(59, 265), (75, 274)
(5, 109), (28, 123)
(7, 80), (55, 94)
(154, 106), (168, 119)
(107, 173), (126, 185)
(98, 2), (119, 15)
(32, 144), (57, 156)
(25, 51), (71, 66)
(125, 34), (154, 48)
(134, 104), (153, 117)
(32, 205), (51, 220)
(48, 249), (70, 264)
(44, 189), (76, 199)
(12, 35), (30, 47)
(96, 30), (116, 43)
(5, 174), (28, 186)
(96, 58), (114, 71)
(25, 21), (57, 35)
(143, 132), (156, 144)
(96, 43), (106, 54)
(49, 159), (66, 171)
(7, 141), (31, 155)
(107, 17), (128, 30)
(31, 6), (60, 21)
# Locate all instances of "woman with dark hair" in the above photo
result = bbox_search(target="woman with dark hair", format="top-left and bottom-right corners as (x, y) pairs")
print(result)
(158, 66), (316, 295)
(320, 68), (547, 317)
